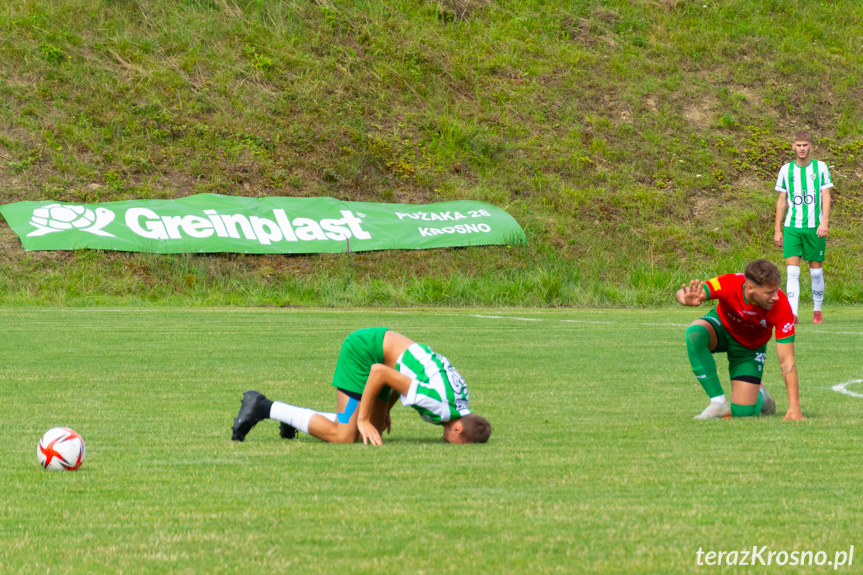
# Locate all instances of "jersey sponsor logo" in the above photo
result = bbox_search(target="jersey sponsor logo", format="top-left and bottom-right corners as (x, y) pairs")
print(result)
(781, 322), (793, 334)
(791, 194), (816, 206)
(448, 366), (469, 412)
(708, 278), (721, 293)
(448, 366), (466, 395)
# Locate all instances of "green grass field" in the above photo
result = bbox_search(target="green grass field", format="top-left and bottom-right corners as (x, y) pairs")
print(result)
(2, 307), (861, 573)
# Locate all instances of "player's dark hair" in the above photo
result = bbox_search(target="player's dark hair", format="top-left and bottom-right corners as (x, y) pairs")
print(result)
(793, 130), (812, 143)
(459, 414), (492, 444)
(744, 259), (781, 287)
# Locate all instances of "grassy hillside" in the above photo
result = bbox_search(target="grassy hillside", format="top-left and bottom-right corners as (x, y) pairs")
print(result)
(1, 0), (862, 306)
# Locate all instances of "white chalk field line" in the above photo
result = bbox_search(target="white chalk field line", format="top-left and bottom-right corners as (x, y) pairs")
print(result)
(831, 380), (863, 398)
(3, 309), (862, 335)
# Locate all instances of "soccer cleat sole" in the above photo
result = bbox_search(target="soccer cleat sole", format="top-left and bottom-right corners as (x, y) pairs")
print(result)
(231, 390), (265, 442)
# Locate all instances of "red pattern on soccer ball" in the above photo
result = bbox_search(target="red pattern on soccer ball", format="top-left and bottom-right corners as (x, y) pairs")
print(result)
(39, 428), (84, 470)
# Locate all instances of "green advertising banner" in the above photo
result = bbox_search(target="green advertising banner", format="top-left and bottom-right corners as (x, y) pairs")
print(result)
(0, 194), (525, 254)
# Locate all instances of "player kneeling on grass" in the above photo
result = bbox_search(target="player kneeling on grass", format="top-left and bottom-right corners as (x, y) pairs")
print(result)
(231, 327), (491, 445)
(676, 259), (806, 421)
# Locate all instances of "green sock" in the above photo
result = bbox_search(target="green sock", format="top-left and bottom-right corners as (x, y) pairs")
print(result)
(730, 391), (764, 417)
(685, 324), (723, 399)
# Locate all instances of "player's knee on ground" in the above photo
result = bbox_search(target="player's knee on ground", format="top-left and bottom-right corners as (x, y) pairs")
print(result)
(685, 323), (711, 352)
(730, 393), (764, 417)
(329, 424), (358, 444)
(731, 403), (758, 417)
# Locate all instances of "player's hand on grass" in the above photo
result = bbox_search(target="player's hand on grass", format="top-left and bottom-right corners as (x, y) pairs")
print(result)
(357, 418), (383, 446)
(784, 408), (806, 421)
(774, 230), (783, 247)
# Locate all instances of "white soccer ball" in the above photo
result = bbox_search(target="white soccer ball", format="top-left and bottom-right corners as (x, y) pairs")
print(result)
(37, 427), (86, 471)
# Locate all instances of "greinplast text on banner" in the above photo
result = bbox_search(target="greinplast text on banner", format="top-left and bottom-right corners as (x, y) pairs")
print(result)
(0, 193), (526, 254)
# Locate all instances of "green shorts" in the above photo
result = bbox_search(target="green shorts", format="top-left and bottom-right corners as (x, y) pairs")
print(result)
(330, 327), (391, 400)
(783, 226), (826, 262)
(701, 309), (767, 382)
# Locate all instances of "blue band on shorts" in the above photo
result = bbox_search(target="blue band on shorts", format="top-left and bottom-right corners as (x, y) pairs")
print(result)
(337, 397), (359, 424)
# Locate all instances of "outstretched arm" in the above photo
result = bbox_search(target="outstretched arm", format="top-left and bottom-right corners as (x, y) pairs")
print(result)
(776, 341), (805, 421)
(675, 279), (708, 306)
(356, 364), (413, 446)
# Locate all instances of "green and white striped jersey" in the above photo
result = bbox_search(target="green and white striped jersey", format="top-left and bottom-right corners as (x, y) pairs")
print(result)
(775, 160), (833, 229)
(396, 343), (471, 424)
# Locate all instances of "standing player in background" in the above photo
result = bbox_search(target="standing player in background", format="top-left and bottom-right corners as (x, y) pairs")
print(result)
(676, 259), (805, 421)
(774, 130), (833, 324)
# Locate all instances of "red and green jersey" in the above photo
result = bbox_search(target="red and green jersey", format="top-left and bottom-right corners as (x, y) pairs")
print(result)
(703, 273), (795, 348)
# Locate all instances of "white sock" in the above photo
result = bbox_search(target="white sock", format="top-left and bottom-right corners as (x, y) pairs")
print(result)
(320, 412), (337, 422)
(811, 267), (824, 312)
(269, 402), (317, 434)
(710, 395), (727, 404)
(786, 265), (801, 316)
